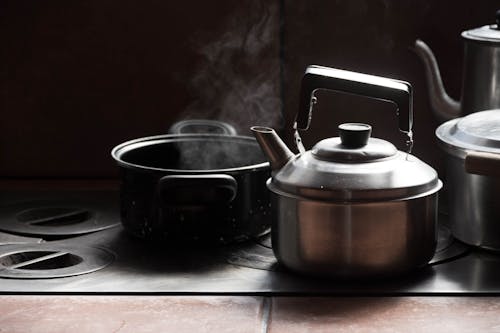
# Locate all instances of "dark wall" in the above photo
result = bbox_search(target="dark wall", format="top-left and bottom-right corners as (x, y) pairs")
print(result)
(1, 1), (499, 178)
(1, 0), (280, 178)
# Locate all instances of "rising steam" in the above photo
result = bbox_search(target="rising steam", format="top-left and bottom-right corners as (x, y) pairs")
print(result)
(180, 1), (282, 134)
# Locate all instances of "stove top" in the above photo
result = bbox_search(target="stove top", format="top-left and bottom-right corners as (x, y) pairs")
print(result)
(1, 189), (500, 295)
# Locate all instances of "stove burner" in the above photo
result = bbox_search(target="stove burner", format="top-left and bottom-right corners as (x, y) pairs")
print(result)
(228, 223), (469, 271)
(1, 251), (83, 269)
(0, 244), (114, 279)
(16, 207), (93, 226)
(0, 201), (120, 238)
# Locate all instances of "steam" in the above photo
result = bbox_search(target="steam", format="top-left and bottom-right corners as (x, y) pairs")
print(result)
(180, 0), (282, 134)
(175, 138), (266, 171)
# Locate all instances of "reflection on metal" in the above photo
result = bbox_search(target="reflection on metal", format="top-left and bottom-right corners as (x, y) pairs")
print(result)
(227, 224), (469, 272)
(429, 224), (470, 265)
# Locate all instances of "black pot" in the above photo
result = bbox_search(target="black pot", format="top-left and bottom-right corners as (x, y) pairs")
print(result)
(111, 133), (271, 244)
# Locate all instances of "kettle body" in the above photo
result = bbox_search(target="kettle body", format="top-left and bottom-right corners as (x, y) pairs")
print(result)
(251, 66), (442, 278)
(461, 33), (500, 116)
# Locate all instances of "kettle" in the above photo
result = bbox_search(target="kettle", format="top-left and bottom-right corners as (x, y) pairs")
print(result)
(250, 66), (442, 278)
(414, 11), (500, 121)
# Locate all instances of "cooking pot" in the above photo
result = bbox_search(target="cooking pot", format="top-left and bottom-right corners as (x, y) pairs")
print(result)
(436, 109), (500, 250)
(414, 10), (500, 121)
(111, 133), (271, 244)
(252, 65), (442, 278)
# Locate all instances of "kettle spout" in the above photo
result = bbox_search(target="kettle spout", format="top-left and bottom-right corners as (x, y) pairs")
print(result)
(413, 39), (461, 121)
(251, 126), (295, 172)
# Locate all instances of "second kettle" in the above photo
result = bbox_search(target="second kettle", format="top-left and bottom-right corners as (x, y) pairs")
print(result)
(414, 11), (500, 121)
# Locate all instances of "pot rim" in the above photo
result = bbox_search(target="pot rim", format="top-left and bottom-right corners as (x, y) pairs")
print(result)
(111, 133), (270, 174)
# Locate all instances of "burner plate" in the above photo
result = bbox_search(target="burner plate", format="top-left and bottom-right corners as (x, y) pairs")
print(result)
(0, 244), (114, 279)
(0, 199), (120, 238)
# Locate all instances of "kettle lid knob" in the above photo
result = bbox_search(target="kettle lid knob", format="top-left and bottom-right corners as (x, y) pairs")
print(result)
(339, 123), (372, 148)
(311, 123), (397, 162)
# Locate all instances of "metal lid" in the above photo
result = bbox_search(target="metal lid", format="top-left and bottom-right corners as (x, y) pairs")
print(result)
(436, 109), (500, 157)
(462, 11), (500, 44)
(312, 123), (398, 162)
(462, 25), (500, 44)
(269, 123), (441, 202)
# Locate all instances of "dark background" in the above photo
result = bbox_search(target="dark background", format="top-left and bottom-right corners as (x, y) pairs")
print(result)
(1, 0), (499, 179)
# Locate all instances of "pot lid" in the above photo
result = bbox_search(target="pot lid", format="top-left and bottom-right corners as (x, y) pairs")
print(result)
(269, 123), (441, 202)
(436, 109), (500, 157)
(462, 11), (500, 44)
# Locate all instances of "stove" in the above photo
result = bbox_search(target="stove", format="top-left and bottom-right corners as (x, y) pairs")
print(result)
(1, 188), (500, 295)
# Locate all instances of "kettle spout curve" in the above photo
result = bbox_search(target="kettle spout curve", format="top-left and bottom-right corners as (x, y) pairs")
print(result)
(413, 39), (461, 121)
(251, 126), (295, 172)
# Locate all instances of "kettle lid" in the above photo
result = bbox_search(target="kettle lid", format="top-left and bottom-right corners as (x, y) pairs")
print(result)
(269, 123), (441, 202)
(462, 10), (500, 44)
(312, 123), (397, 162)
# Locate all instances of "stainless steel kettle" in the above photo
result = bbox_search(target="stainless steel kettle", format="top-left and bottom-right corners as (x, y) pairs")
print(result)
(414, 11), (500, 121)
(251, 66), (442, 278)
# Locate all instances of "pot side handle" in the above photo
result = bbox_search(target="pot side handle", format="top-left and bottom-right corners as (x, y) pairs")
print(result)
(465, 152), (500, 178)
(158, 174), (238, 205)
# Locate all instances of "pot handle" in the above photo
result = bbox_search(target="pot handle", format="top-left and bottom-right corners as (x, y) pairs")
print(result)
(465, 152), (500, 178)
(157, 174), (238, 205)
(295, 65), (413, 133)
(168, 119), (237, 135)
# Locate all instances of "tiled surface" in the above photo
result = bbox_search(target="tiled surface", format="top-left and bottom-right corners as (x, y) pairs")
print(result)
(0, 296), (265, 333)
(269, 297), (500, 333)
(2, 296), (500, 332)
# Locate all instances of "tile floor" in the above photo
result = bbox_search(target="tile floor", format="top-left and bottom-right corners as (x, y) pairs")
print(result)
(1, 296), (500, 332)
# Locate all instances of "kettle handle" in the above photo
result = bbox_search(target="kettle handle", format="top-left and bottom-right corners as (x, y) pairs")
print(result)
(295, 65), (413, 133)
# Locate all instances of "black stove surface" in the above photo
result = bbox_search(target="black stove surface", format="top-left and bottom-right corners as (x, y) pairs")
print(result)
(1, 189), (499, 295)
